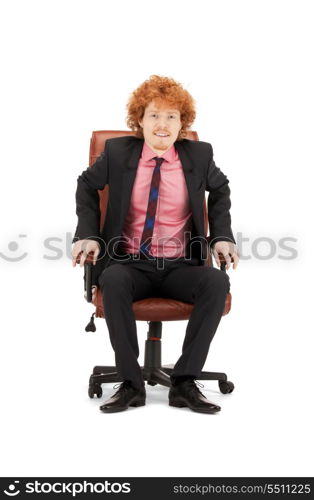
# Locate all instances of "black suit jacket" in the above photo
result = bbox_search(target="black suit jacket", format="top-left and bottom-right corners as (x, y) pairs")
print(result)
(73, 136), (236, 285)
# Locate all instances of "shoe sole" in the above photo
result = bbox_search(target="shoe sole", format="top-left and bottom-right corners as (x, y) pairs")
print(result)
(169, 400), (221, 414)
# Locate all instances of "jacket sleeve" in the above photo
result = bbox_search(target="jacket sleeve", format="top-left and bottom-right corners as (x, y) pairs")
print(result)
(72, 140), (110, 243)
(206, 144), (236, 248)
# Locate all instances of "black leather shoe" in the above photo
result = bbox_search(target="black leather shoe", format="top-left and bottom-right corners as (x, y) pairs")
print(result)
(100, 381), (146, 413)
(169, 379), (221, 414)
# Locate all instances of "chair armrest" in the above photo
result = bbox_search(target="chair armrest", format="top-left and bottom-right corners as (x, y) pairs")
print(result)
(84, 261), (93, 302)
(206, 236), (234, 272)
(205, 251), (229, 272)
(75, 253), (95, 303)
(217, 252), (234, 272)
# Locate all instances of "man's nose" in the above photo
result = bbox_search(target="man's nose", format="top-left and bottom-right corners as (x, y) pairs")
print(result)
(156, 116), (167, 129)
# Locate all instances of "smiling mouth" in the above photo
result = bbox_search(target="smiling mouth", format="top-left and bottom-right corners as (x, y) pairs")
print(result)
(154, 133), (169, 138)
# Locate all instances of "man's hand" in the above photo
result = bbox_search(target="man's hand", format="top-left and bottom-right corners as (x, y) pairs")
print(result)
(212, 241), (239, 270)
(72, 239), (100, 267)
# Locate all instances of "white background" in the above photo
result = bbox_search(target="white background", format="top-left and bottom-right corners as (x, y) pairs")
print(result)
(1, 0), (313, 477)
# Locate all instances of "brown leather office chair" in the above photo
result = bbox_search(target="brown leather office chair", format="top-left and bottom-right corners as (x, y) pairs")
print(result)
(80, 130), (235, 398)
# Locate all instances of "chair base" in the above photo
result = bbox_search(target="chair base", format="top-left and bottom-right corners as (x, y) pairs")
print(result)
(88, 321), (235, 398)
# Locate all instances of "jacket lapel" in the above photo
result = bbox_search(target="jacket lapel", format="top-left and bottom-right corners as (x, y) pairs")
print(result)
(119, 138), (144, 229)
(175, 140), (204, 235)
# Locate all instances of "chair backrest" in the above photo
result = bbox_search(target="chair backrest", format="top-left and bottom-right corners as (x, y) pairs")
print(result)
(89, 130), (209, 238)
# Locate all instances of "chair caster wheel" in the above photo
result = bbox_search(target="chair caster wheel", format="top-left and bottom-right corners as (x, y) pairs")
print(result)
(147, 381), (157, 386)
(219, 380), (234, 394)
(88, 383), (103, 398)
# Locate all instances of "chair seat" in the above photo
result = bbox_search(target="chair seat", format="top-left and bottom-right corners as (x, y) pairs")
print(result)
(94, 289), (232, 321)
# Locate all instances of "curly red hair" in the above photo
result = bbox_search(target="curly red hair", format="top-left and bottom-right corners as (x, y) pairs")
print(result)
(126, 75), (196, 140)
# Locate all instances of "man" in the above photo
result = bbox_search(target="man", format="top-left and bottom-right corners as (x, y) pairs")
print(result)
(72, 75), (239, 414)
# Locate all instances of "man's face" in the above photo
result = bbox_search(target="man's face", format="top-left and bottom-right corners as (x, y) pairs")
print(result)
(139, 100), (182, 155)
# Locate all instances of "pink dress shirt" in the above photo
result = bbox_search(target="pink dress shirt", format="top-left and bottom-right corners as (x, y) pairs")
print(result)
(121, 142), (193, 258)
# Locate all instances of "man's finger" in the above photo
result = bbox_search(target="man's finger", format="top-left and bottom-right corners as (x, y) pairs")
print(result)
(231, 252), (239, 269)
(79, 251), (87, 267)
(223, 252), (232, 270)
(93, 248), (100, 265)
(72, 250), (81, 267)
(213, 249), (220, 267)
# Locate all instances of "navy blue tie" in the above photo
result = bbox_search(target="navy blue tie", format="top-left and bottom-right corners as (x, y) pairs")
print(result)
(139, 157), (165, 257)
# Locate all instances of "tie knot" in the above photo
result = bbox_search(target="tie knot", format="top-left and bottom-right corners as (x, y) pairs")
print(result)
(153, 156), (165, 168)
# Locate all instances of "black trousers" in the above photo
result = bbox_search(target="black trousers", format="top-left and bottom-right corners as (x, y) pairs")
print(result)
(98, 255), (230, 389)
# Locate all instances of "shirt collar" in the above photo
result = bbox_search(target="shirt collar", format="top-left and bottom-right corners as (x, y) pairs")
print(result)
(141, 141), (178, 164)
